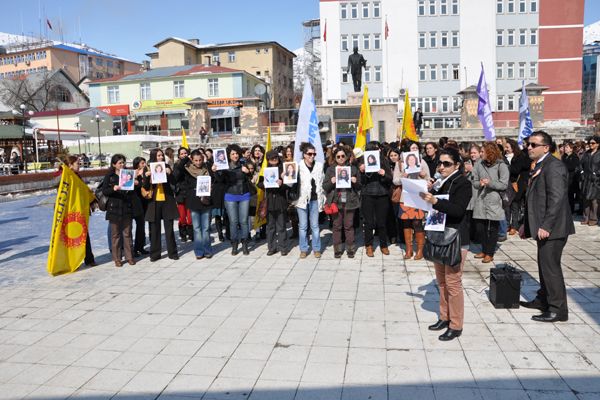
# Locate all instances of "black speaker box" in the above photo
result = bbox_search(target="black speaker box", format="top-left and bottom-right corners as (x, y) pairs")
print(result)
(489, 264), (521, 309)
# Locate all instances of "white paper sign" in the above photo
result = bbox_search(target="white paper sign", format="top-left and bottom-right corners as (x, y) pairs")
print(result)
(196, 175), (211, 197)
(424, 195), (449, 231)
(283, 162), (298, 184)
(263, 167), (280, 188)
(364, 150), (380, 173)
(150, 162), (167, 184)
(400, 178), (432, 212)
(335, 166), (351, 188)
(213, 148), (229, 170)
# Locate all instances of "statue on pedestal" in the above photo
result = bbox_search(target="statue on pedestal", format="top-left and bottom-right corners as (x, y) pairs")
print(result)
(347, 46), (367, 92)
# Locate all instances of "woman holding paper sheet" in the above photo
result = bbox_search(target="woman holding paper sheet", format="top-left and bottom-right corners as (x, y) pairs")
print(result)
(174, 150), (213, 259)
(419, 147), (472, 341)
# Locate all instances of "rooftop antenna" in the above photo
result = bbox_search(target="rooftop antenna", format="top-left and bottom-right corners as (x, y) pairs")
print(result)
(78, 16), (82, 44)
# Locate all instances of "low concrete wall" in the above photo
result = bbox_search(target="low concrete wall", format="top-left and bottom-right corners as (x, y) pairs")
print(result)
(0, 169), (108, 196)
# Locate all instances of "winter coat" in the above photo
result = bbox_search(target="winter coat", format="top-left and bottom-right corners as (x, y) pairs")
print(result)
(174, 158), (213, 211)
(431, 171), (473, 246)
(173, 159), (188, 203)
(471, 159), (509, 221)
(257, 164), (289, 213)
(506, 152), (530, 202)
(581, 150), (600, 200)
(216, 162), (251, 196)
(359, 156), (393, 197)
(423, 154), (439, 179)
(323, 164), (361, 210)
(294, 160), (326, 210)
(102, 171), (142, 222)
(562, 153), (581, 188)
(142, 166), (179, 222)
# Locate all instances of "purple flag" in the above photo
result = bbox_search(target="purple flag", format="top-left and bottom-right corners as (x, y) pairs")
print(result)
(476, 63), (496, 141)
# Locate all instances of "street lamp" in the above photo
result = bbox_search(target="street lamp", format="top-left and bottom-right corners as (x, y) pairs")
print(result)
(19, 104), (27, 174)
(91, 113), (103, 166)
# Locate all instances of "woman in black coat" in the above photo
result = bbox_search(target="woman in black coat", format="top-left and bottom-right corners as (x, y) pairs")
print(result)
(581, 136), (600, 226)
(257, 150), (289, 256)
(420, 148), (472, 342)
(142, 148), (179, 261)
(102, 154), (142, 267)
(562, 142), (581, 213)
(504, 139), (530, 235)
(132, 156), (150, 256)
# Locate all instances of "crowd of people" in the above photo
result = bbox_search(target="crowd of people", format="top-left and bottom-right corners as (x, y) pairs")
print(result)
(68, 131), (599, 341)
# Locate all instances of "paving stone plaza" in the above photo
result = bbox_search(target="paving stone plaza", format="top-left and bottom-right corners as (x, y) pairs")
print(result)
(0, 194), (599, 399)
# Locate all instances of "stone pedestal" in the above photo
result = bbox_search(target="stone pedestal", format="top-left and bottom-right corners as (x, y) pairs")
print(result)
(186, 98), (210, 135)
(240, 98), (261, 135)
(346, 91), (363, 105)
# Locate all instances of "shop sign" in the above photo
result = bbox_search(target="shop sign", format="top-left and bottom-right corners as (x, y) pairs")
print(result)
(207, 98), (243, 108)
(99, 104), (130, 116)
(139, 98), (192, 111)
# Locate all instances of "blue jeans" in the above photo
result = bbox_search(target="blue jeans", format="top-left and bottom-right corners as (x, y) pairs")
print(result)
(224, 200), (249, 241)
(296, 200), (321, 253)
(499, 219), (508, 237)
(191, 209), (212, 257)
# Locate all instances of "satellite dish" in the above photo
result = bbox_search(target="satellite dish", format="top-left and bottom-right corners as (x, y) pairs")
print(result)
(254, 83), (266, 96)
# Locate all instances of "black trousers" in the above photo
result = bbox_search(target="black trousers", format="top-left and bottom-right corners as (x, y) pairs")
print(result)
(476, 219), (499, 256)
(362, 195), (389, 247)
(266, 210), (287, 252)
(536, 238), (568, 316)
(508, 199), (523, 230)
(134, 214), (147, 252)
(84, 233), (95, 264)
(149, 202), (178, 259)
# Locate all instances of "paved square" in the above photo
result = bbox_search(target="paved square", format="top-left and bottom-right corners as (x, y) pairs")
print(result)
(0, 194), (599, 399)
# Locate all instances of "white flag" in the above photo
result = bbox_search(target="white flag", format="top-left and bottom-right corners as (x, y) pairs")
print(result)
(294, 80), (324, 164)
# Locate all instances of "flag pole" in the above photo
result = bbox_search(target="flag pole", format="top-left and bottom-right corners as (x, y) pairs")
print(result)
(385, 15), (389, 98)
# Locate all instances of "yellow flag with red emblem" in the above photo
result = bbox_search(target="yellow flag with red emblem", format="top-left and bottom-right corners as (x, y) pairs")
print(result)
(47, 166), (91, 276)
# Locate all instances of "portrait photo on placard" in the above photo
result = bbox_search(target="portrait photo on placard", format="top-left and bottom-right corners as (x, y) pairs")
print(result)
(336, 166), (351, 189)
(403, 151), (421, 174)
(150, 162), (167, 184)
(263, 167), (280, 188)
(424, 195), (449, 231)
(364, 150), (380, 173)
(213, 148), (229, 170)
(119, 169), (135, 191)
(282, 162), (298, 184)
(196, 175), (211, 197)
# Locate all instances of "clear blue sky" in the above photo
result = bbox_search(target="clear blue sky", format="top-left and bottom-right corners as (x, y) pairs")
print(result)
(2, 0), (599, 63)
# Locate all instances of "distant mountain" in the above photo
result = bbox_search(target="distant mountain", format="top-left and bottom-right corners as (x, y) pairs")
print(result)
(584, 20), (600, 45)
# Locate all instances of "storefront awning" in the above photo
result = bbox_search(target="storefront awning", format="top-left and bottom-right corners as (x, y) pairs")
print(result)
(37, 129), (90, 140)
(133, 109), (188, 117)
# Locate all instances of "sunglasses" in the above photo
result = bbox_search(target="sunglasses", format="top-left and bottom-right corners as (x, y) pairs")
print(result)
(590, 142), (598, 145)
(437, 161), (455, 168)
(527, 142), (547, 148)
(305, 152), (316, 156)
(336, 154), (346, 159)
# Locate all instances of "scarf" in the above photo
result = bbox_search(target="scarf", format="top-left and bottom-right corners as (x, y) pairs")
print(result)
(185, 163), (207, 178)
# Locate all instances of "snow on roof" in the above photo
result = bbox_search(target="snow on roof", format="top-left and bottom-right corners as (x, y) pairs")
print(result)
(584, 21), (600, 45)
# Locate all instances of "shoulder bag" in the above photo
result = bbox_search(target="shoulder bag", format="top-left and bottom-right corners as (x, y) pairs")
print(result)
(423, 227), (462, 267)
(94, 179), (108, 212)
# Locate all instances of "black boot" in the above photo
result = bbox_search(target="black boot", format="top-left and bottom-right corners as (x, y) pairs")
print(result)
(231, 241), (239, 256)
(215, 217), (225, 242)
(241, 239), (250, 255)
(186, 225), (194, 242)
(179, 224), (186, 242)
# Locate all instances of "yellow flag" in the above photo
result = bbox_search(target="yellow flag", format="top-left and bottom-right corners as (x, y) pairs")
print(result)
(181, 127), (189, 149)
(355, 85), (373, 151)
(402, 91), (419, 142)
(47, 166), (91, 276)
(253, 127), (271, 229)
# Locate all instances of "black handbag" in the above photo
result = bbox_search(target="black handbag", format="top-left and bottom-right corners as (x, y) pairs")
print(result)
(423, 227), (462, 267)
(94, 179), (108, 212)
(287, 180), (300, 202)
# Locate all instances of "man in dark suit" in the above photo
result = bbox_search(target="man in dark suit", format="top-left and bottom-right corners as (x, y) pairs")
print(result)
(520, 131), (575, 322)
(413, 108), (423, 137)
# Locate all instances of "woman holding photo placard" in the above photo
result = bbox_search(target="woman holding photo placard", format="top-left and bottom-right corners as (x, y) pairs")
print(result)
(323, 147), (361, 258)
(174, 149), (213, 259)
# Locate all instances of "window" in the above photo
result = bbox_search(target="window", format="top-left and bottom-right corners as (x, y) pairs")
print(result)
(208, 78), (219, 97)
(507, 0), (514, 12)
(419, 32), (426, 48)
(362, 2), (369, 18)
(419, 65), (426, 81)
(440, 0), (448, 15)
(497, 0), (503, 13)
(342, 68), (349, 83)
(441, 97), (450, 113)
(373, 2), (380, 17)
(441, 32), (448, 47)
(173, 80), (184, 98)
(51, 85), (71, 102)
(530, 62), (537, 78)
(107, 86), (119, 104)
(497, 63), (503, 79)
(507, 29), (515, 46)
(518, 62), (526, 79)
(228, 51), (236, 62)
(373, 34), (381, 49)
(507, 95), (515, 111)
(374, 66), (382, 81)
(352, 34), (359, 50)
(452, 31), (459, 47)
(519, 0), (526, 12)
(341, 3), (347, 18)
(140, 82), (151, 100)
(531, 0), (537, 12)
(519, 29), (527, 45)
(95, 58), (103, 66)
(452, 97), (460, 112)
(507, 62), (514, 79)
(341, 35), (349, 51)
(363, 34), (370, 50)
(429, 32), (437, 48)
(364, 67), (371, 82)
(378, 120), (385, 142)
(451, 0), (459, 14)
(212, 52), (220, 64)
(430, 64), (437, 81)
(530, 29), (537, 45)
(497, 30), (504, 46)
(452, 64), (459, 80)
(441, 64), (449, 80)
(497, 96), (505, 111)
(429, 0), (436, 15)
(418, 0), (425, 15)
(351, 3), (358, 18)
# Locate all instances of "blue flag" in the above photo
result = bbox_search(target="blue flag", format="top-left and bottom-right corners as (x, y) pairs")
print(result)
(476, 63), (496, 141)
(294, 80), (324, 163)
(518, 81), (534, 146)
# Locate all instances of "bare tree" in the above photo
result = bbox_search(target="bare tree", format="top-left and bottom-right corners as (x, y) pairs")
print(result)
(0, 71), (60, 112)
